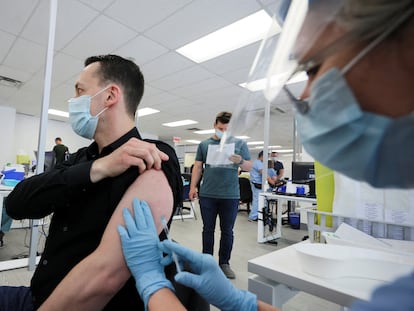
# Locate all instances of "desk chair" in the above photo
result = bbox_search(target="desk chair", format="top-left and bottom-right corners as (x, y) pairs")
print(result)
(175, 184), (197, 221)
(238, 177), (252, 213)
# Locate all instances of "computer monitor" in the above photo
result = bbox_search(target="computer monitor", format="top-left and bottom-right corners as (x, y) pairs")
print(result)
(34, 151), (56, 172)
(291, 162), (316, 197)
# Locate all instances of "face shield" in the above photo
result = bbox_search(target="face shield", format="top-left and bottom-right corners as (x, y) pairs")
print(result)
(221, 0), (344, 149)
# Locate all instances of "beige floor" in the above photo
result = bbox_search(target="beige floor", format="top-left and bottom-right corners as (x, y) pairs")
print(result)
(0, 202), (313, 310)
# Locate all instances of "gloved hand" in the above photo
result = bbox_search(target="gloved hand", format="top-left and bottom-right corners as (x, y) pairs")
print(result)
(118, 198), (174, 309)
(160, 240), (257, 311)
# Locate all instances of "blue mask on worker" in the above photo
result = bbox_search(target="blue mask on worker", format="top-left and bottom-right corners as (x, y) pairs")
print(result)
(68, 87), (109, 140)
(295, 68), (414, 188)
(215, 129), (224, 140)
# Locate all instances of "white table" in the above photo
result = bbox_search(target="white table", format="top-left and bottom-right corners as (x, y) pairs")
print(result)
(248, 242), (383, 308)
(258, 193), (317, 243)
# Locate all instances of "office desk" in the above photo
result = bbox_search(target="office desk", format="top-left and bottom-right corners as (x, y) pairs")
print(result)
(248, 242), (382, 308)
(0, 185), (14, 230)
(258, 193), (317, 243)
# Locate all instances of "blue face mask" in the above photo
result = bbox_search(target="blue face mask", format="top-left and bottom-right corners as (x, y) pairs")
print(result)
(215, 129), (224, 140)
(68, 87), (109, 140)
(295, 68), (414, 188)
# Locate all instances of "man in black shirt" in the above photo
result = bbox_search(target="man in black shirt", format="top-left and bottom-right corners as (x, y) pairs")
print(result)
(270, 151), (284, 181)
(52, 137), (69, 164)
(3, 55), (182, 311)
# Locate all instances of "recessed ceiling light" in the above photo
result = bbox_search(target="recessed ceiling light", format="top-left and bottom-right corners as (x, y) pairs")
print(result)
(48, 109), (69, 118)
(176, 10), (279, 63)
(162, 120), (198, 127)
(274, 149), (293, 153)
(137, 107), (160, 117)
(186, 140), (201, 144)
(235, 136), (250, 140)
(194, 129), (215, 134)
(247, 141), (264, 145)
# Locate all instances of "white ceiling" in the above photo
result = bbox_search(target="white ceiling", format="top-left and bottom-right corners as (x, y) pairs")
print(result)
(0, 0), (305, 152)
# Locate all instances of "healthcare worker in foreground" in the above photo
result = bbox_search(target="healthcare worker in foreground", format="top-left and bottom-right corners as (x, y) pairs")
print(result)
(118, 0), (414, 310)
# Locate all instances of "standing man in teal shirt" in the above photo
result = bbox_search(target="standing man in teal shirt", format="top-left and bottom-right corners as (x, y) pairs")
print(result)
(189, 111), (252, 279)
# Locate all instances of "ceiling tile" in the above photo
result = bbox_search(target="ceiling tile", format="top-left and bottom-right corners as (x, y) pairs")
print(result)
(0, 64), (32, 84)
(51, 53), (84, 85)
(78, 0), (115, 12)
(149, 65), (215, 91)
(141, 52), (194, 82)
(114, 35), (169, 65)
(202, 42), (259, 76)
(141, 90), (180, 107)
(62, 15), (137, 59)
(0, 1), (39, 35)
(21, 0), (100, 50)
(4, 38), (45, 74)
(107, 0), (192, 32)
(145, 0), (261, 49)
(171, 77), (236, 98)
(0, 31), (16, 62)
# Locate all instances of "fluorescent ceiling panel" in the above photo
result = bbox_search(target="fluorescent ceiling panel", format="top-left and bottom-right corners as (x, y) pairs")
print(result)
(162, 119), (198, 127)
(48, 109), (68, 118)
(176, 10), (278, 63)
(137, 107), (160, 117)
(194, 129), (215, 134)
(247, 141), (264, 145)
(239, 72), (308, 92)
(186, 140), (201, 144)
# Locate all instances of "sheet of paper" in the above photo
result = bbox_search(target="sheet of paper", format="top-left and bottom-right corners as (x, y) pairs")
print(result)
(384, 189), (414, 226)
(206, 143), (234, 166)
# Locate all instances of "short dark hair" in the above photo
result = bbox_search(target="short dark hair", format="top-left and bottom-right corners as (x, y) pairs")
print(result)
(258, 150), (263, 158)
(215, 111), (232, 124)
(55, 137), (62, 142)
(85, 55), (145, 118)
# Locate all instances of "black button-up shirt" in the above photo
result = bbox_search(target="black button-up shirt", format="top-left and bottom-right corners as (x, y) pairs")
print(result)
(6, 128), (182, 310)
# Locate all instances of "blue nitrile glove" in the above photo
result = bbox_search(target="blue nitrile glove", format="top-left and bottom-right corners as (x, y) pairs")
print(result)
(160, 240), (257, 311)
(118, 198), (174, 310)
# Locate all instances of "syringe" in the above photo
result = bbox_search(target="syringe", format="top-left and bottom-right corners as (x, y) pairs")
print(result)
(161, 216), (182, 273)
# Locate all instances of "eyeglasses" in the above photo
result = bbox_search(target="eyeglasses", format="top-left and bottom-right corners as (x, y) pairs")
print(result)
(283, 85), (309, 114)
(284, 34), (353, 115)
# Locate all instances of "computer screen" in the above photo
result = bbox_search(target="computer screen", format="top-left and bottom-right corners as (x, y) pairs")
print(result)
(291, 162), (315, 183)
(34, 151), (56, 172)
(291, 162), (316, 198)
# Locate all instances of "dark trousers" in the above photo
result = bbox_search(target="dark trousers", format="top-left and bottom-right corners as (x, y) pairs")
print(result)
(0, 286), (34, 311)
(199, 197), (239, 265)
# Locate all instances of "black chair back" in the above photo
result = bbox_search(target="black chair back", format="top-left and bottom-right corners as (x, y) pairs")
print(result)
(239, 177), (252, 212)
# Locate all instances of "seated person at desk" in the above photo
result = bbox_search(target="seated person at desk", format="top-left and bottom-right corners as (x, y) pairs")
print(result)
(249, 152), (279, 221)
(270, 152), (284, 181)
(0, 204), (13, 247)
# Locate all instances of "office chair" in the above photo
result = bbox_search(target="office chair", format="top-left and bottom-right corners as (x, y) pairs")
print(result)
(175, 175), (197, 221)
(238, 177), (252, 213)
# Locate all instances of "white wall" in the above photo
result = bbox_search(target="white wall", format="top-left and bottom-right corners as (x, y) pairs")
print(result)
(13, 113), (91, 163)
(0, 106), (16, 166)
(0, 109), (161, 167)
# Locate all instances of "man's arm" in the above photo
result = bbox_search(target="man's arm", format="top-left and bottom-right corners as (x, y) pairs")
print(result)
(38, 169), (174, 311)
(188, 160), (203, 200)
(277, 168), (284, 180)
(240, 159), (252, 172)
